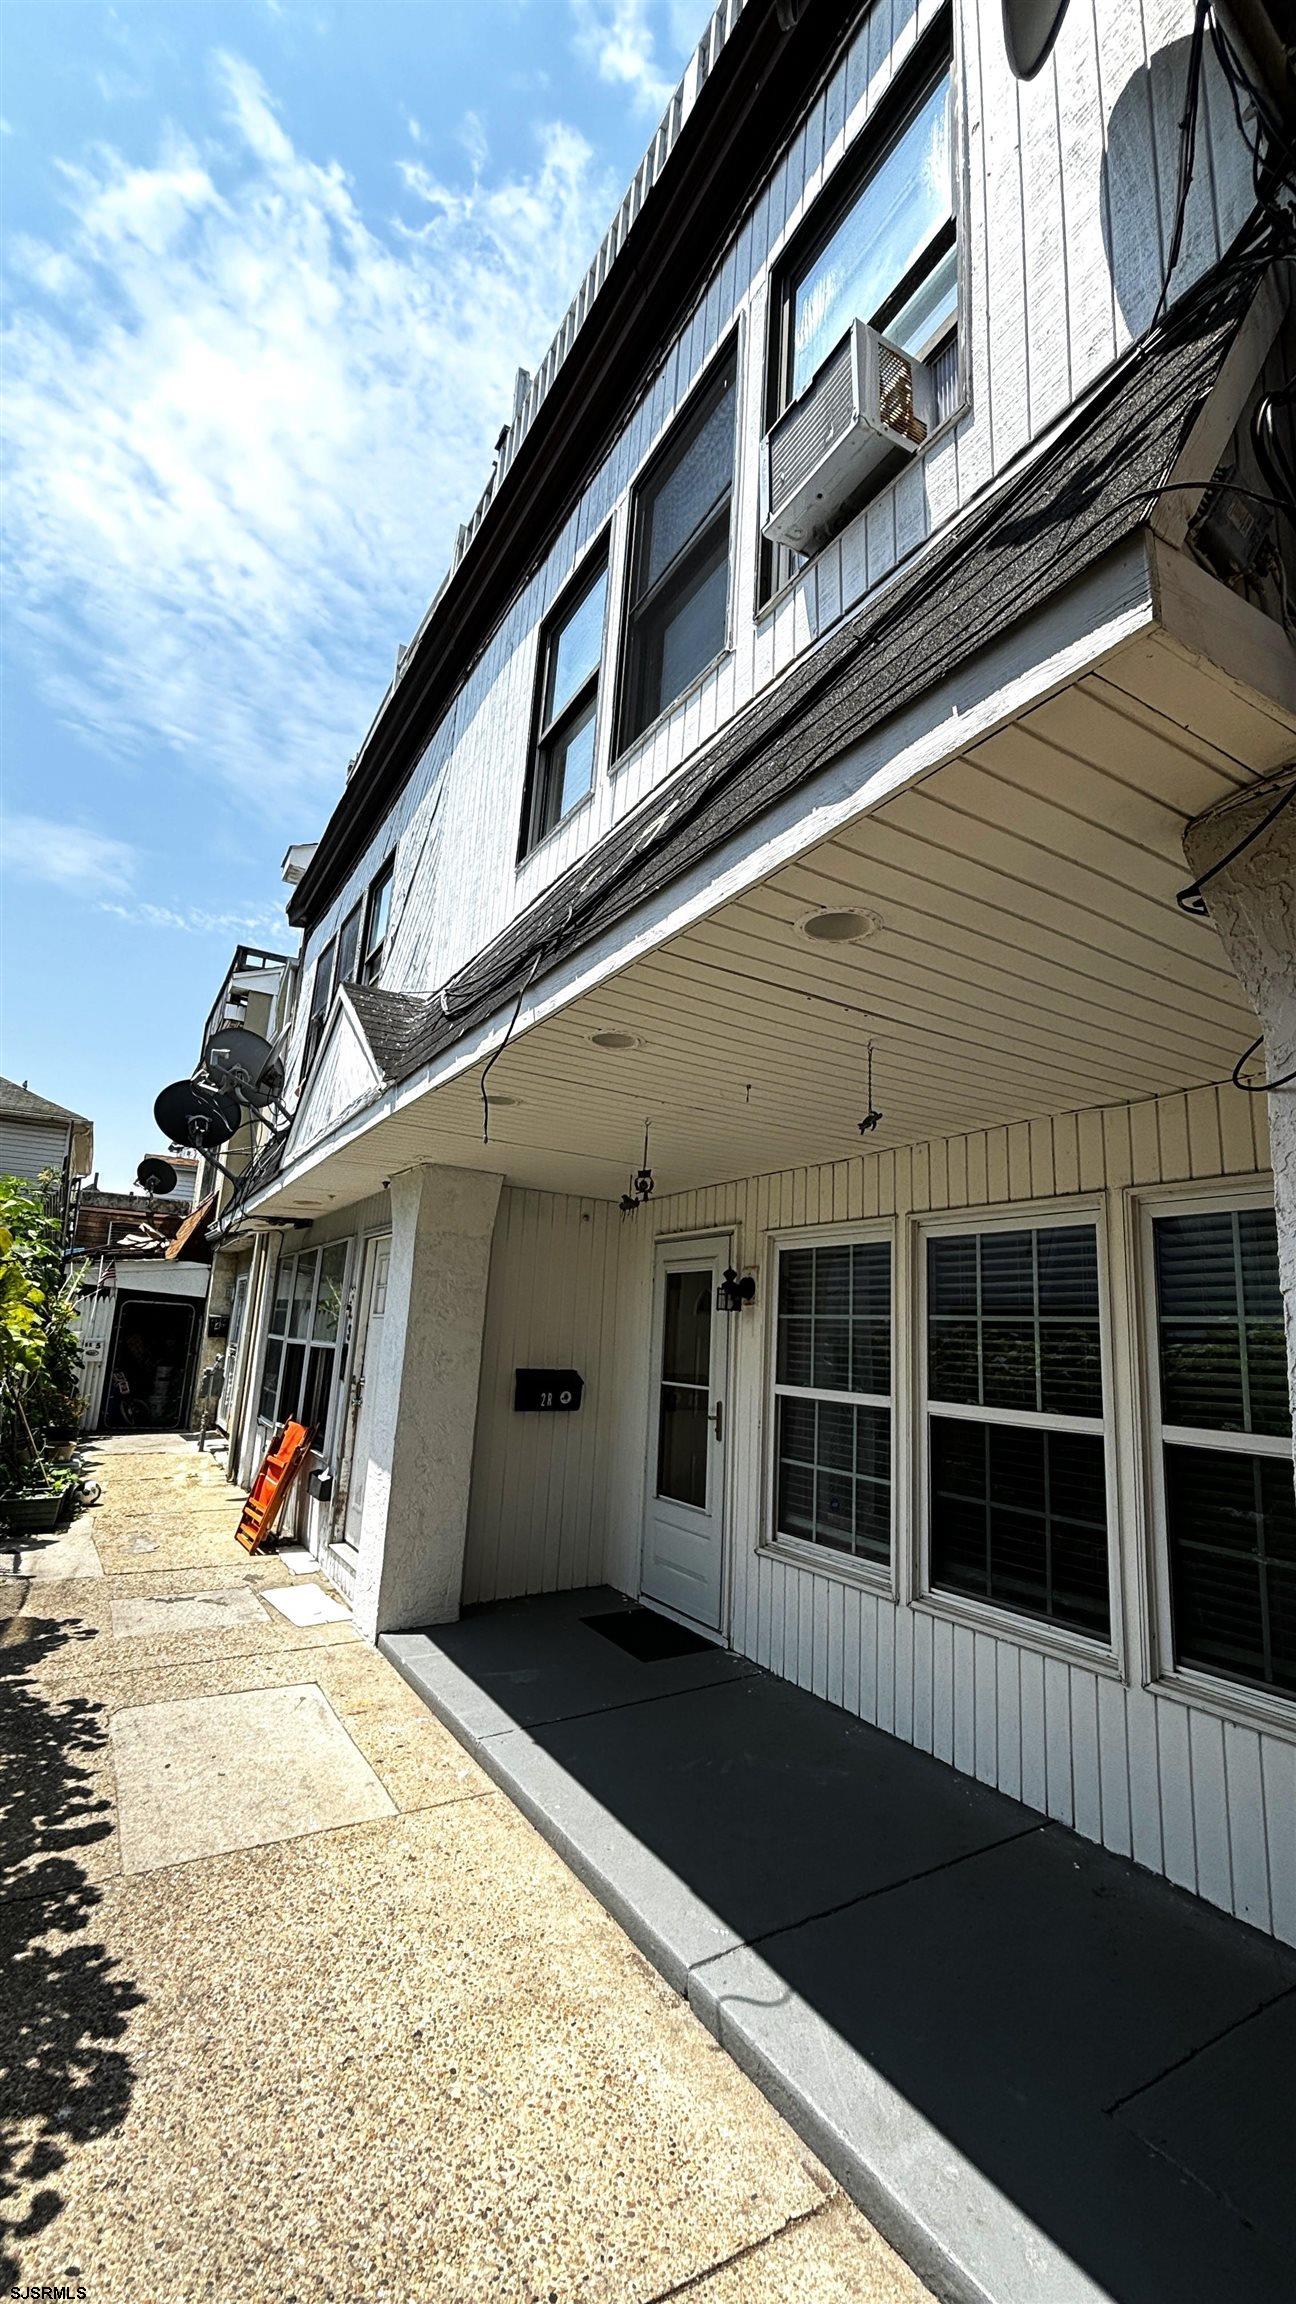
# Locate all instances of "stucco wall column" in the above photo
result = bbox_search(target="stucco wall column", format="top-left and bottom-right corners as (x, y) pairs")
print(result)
(352, 1162), (503, 1640)
(1184, 765), (1296, 1484)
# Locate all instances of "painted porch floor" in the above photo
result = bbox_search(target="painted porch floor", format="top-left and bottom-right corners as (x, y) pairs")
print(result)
(384, 1587), (1296, 2304)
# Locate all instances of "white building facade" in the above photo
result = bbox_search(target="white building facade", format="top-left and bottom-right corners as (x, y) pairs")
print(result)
(210, 0), (1295, 1947)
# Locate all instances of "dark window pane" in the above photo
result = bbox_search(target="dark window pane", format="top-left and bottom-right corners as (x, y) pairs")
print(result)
(980, 1230), (1034, 1315)
(981, 1320), (1038, 1412)
(814, 1246), (851, 1317)
(301, 1345), (335, 1446)
(633, 522), (730, 732)
(776, 1450), (816, 1546)
(779, 1249), (814, 1316)
(335, 903), (362, 988)
(1036, 1226), (1100, 1314)
(852, 1319), (891, 1396)
(930, 1417), (1109, 1638)
(257, 1338), (283, 1423)
(661, 1270), (711, 1384)
(1165, 1444), (1296, 1693)
(777, 1317), (813, 1388)
(278, 1341), (306, 1422)
(928, 1318), (979, 1402)
(851, 1241), (890, 1318)
(535, 692), (597, 843)
(640, 378), (736, 592)
(778, 1395), (816, 1464)
(928, 1234), (976, 1316)
(1039, 1323), (1103, 1419)
(817, 1400), (855, 1471)
(658, 1384), (709, 1507)
(545, 566), (607, 725)
(812, 1316), (851, 1393)
(1155, 1208), (1289, 1440)
(775, 1397), (890, 1562)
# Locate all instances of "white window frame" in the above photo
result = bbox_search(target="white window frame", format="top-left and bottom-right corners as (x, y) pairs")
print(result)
(255, 1238), (354, 1462)
(1136, 1178), (1295, 1738)
(914, 1197), (1124, 1672)
(762, 1218), (897, 1594)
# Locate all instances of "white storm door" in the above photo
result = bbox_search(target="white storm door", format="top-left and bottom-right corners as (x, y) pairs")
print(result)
(343, 1235), (390, 1547)
(641, 1235), (730, 1632)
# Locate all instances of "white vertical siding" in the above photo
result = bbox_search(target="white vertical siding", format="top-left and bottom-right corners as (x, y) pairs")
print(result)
(593, 1082), (1295, 1943)
(286, 0), (1257, 1075)
(463, 1187), (637, 1604)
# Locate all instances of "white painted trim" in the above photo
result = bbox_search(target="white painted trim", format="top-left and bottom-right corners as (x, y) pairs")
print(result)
(1132, 1175), (1295, 1738)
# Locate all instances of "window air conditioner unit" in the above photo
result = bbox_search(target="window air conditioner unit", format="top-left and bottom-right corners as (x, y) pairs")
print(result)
(761, 320), (935, 557)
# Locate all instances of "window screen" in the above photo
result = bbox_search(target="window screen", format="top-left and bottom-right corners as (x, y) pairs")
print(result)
(1152, 1206), (1293, 1695)
(926, 1223), (1110, 1640)
(772, 1239), (891, 1563)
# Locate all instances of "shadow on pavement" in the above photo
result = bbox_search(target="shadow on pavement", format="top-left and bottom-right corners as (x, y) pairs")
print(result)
(0, 1584), (142, 2287)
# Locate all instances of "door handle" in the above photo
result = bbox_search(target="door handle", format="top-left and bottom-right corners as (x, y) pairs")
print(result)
(713, 1399), (723, 1442)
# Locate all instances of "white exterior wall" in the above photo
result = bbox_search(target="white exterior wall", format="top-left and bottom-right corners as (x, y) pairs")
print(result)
(587, 1079), (1291, 1943)
(0, 1118), (70, 1183)
(463, 1188), (639, 1604)
(282, 0), (1257, 1086)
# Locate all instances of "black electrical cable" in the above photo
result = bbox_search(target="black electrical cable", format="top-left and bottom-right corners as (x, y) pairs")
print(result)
(1153, 0), (1210, 330)
(1175, 780), (1295, 915)
(1231, 1036), (1296, 1094)
(479, 944), (546, 1143)
(1252, 384), (1296, 526)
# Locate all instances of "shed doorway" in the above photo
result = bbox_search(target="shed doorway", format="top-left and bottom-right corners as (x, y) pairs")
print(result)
(101, 1293), (200, 1432)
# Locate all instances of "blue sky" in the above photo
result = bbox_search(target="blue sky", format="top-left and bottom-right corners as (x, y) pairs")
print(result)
(1, 0), (702, 1186)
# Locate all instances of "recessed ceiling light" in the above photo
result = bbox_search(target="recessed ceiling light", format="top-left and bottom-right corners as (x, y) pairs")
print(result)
(486, 1092), (522, 1108)
(795, 908), (881, 945)
(590, 1029), (641, 1051)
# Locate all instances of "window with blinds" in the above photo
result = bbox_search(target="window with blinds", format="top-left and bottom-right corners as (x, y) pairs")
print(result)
(772, 1236), (891, 1565)
(924, 1221), (1111, 1640)
(1151, 1205), (1294, 1697)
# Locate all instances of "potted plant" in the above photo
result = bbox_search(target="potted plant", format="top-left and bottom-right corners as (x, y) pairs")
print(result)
(0, 1175), (86, 1533)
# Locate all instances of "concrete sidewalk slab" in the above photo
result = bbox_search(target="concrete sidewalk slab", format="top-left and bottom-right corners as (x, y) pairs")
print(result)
(109, 1585), (267, 1637)
(1, 1527), (103, 1581)
(110, 1683), (395, 1870)
(262, 1583), (351, 1626)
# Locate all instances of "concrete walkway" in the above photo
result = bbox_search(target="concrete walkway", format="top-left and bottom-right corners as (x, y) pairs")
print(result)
(0, 1441), (929, 2303)
(386, 1587), (1296, 2304)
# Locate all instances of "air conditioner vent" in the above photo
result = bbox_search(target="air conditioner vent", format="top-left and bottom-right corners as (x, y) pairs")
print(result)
(762, 320), (936, 558)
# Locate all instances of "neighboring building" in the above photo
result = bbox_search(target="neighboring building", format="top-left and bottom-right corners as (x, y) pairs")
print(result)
(0, 1075), (93, 1237)
(71, 1161), (199, 1257)
(188, 944), (295, 1438)
(203, 0), (1293, 1950)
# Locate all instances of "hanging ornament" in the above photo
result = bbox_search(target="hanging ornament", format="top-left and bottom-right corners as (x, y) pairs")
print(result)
(620, 1119), (656, 1214)
(858, 1043), (883, 1135)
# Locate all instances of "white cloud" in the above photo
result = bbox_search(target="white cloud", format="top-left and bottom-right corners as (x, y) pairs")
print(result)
(100, 898), (288, 937)
(2, 56), (617, 824)
(4, 814), (137, 896)
(570, 0), (676, 116)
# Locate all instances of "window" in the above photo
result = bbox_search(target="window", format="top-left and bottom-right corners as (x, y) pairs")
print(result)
(617, 344), (738, 752)
(335, 900), (363, 990)
(359, 860), (394, 986)
(1149, 1201), (1293, 1699)
(924, 1220), (1111, 1641)
(299, 937), (335, 1081)
(520, 547), (609, 857)
(257, 1241), (350, 1447)
(762, 38), (957, 600)
(772, 1234), (892, 1564)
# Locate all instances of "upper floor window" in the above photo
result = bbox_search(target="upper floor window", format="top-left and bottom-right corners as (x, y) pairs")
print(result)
(520, 545), (609, 858)
(359, 859), (394, 986)
(335, 898), (363, 989)
(1147, 1200), (1293, 1699)
(762, 36), (956, 602)
(617, 341), (738, 753)
(783, 67), (955, 405)
(299, 936), (335, 1082)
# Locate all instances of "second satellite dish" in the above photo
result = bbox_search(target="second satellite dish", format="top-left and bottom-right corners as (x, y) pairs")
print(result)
(1003, 0), (1070, 77)
(136, 1156), (178, 1197)
(203, 1026), (283, 1109)
(154, 1079), (241, 1151)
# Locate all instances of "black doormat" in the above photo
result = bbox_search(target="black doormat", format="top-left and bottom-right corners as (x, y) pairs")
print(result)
(583, 1607), (715, 1661)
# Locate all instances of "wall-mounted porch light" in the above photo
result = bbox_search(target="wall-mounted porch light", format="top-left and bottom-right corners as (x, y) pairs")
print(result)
(716, 1267), (756, 1313)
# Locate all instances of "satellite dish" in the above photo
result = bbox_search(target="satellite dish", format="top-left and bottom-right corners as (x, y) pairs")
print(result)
(203, 1026), (283, 1109)
(153, 1078), (241, 1152)
(136, 1156), (178, 1197)
(1003, 0), (1070, 77)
